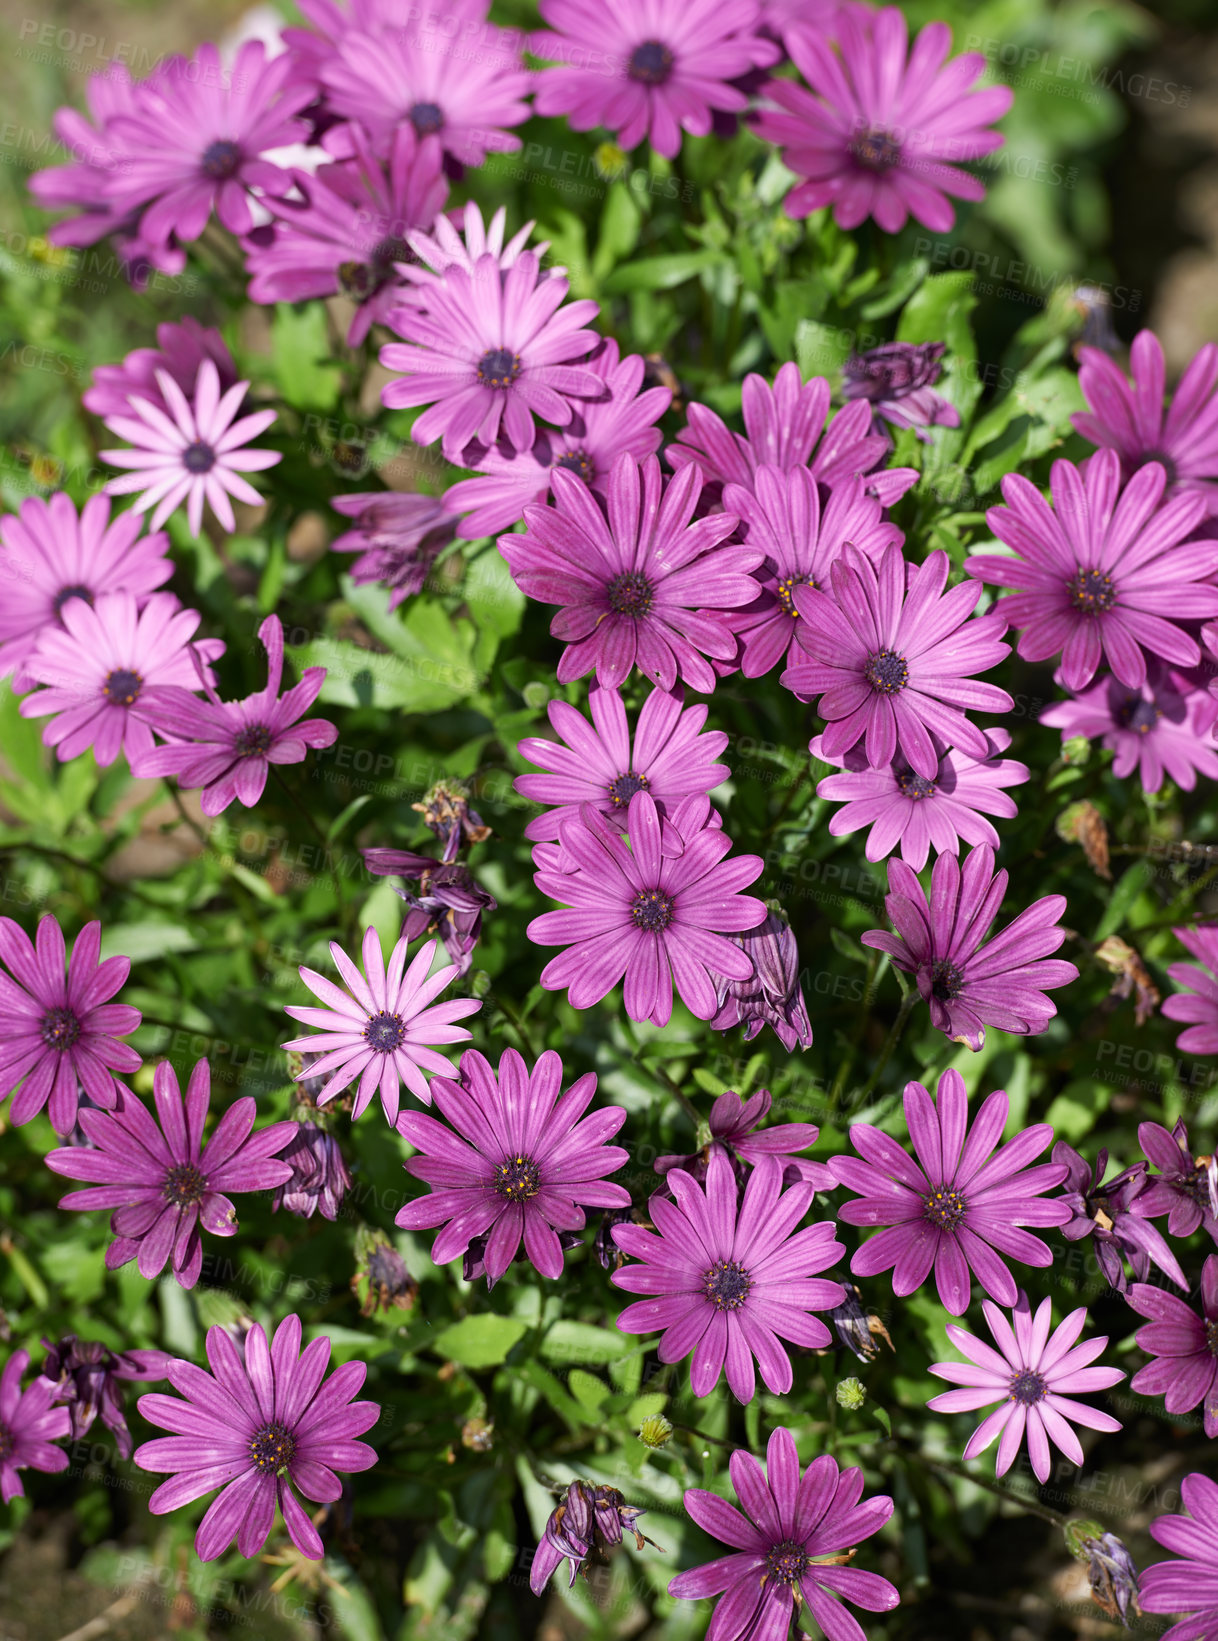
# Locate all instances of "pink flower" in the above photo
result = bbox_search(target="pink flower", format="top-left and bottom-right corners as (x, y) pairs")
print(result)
(83, 319), (237, 422)
(1040, 667), (1218, 795)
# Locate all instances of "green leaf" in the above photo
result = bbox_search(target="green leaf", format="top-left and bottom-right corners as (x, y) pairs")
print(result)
(271, 303), (342, 410)
(431, 1314), (529, 1369)
(1095, 860), (1154, 940)
(592, 183), (642, 281)
(568, 1368), (610, 1413)
(795, 320), (852, 381)
(541, 1320), (638, 1367)
(602, 251), (725, 294)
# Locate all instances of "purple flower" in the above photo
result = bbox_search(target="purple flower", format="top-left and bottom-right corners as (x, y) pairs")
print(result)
(669, 362), (917, 508)
(397, 201), (552, 300)
(444, 338), (671, 538)
(380, 250), (604, 462)
(515, 685), (729, 843)
(1164, 927), (1218, 1056)
(814, 727), (1029, 870)
(101, 359), (281, 537)
(862, 844), (1079, 1050)
(20, 590), (222, 769)
(530, 791), (765, 1027)
(531, 1480), (660, 1594)
(45, 1058), (295, 1289)
(928, 1292), (1124, 1482)
(1053, 1142), (1187, 1294)
(668, 1428), (898, 1639)
(753, 6), (1013, 232)
(282, 930), (480, 1125)
(39, 1336), (169, 1460)
(842, 341), (961, 437)
(501, 454), (761, 693)
(0, 915), (142, 1134)
(412, 781), (491, 863)
(132, 614), (337, 814)
(330, 490), (457, 611)
(1140, 1473), (1218, 1638)
(1073, 330), (1218, 514)
(724, 467), (903, 678)
(83, 319), (238, 423)
(271, 1122), (352, 1222)
(1138, 1118), (1218, 1242)
(134, 1314), (378, 1561)
(1041, 667), (1218, 794)
(782, 542), (1013, 781)
(396, 1047), (630, 1285)
(611, 1150), (844, 1401)
(830, 1069), (1071, 1316)
(1080, 1531), (1141, 1629)
(967, 450), (1218, 691)
(708, 908), (814, 1052)
(533, 0), (779, 160)
(655, 1087), (835, 1190)
(363, 850), (496, 977)
(0, 1349), (70, 1503)
(1127, 1256), (1218, 1436)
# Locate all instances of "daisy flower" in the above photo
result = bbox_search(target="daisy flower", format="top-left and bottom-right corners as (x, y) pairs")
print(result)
(928, 1292), (1124, 1483)
(0, 915), (141, 1135)
(1140, 1473), (1218, 1639)
(395, 1047), (631, 1286)
(862, 844), (1079, 1050)
(612, 1150), (844, 1401)
(40, 1335), (169, 1460)
(709, 909), (814, 1052)
(101, 359), (281, 538)
(782, 543), (1013, 781)
(0, 1350), (70, 1504)
(753, 6), (1014, 232)
(1127, 1255), (1218, 1436)
(842, 340), (961, 438)
(1164, 927), (1218, 1056)
(134, 1315), (378, 1561)
(282, 930), (480, 1124)
(1137, 1118), (1218, 1242)
(0, 491), (172, 691)
(83, 319), (237, 422)
(500, 453), (762, 694)
(968, 449), (1218, 691)
(329, 491), (457, 611)
(533, 0), (780, 160)
(399, 200), (551, 297)
(1053, 1142), (1186, 1295)
(1041, 667), (1218, 795)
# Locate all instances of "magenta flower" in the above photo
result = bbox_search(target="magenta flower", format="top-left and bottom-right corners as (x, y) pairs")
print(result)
(830, 1069), (1071, 1316)
(612, 1150), (844, 1401)
(444, 339), (672, 538)
(669, 362), (917, 508)
(40, 1335), (169, 1460)
(329, 490), (457, 610)
(533, 0), (779, 160)
(1041, 667), (1218, 794)
(135, 1314), (379, 1561)
(515, 685), (729, 843)
(655, 1087), (834, 1190)
(928, 1293), (1124, 1482)
(1140, 1473), (1218, 1638)
(968, 450), (1218, 691)
(397, 201), (551, 300)
(814, 727), (1029, 870)
(101, 359), (281, 537)
(1127, 1256), (1218, 1436)
(0, 492), (172, 692)
(724, 467), (902, 677)
(753, 6), (1013, 231)
(862, 845), (1079, 1050)
(0, 1350), (70, 1503)
(132, 614), (337, 815)
(103, 44), (311, 244)
(529, 791), (765, 1027)
(709, 909), (815, 1052)
(783, 543), (1012, 781)
(20, 591), (223, 769)
(0, 915), (141, 1135)
(1164, 927), (1218, 1056)
(842, 341), (961, 438)
(83, 319), (237, 422)
(380, 252), (603, 462)
(45, 1058), (295, 1289)
(668, 1429), (898, 1641)
(501, 454), (761, 693)
(396, 1047), (630, 1285)
(1073, 330), (1218, 514)
(1054, 1142), (1187, 1295)
(282, 930), (480, 1124)
(1138, 1118), (1218, 1242)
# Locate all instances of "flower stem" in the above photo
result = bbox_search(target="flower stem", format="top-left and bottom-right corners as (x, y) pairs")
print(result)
(270, 768), (350, 931)
(491, 991), (541, 1060)
(845, 989), (917, 1112)
(898, 1443), (1071, 1528)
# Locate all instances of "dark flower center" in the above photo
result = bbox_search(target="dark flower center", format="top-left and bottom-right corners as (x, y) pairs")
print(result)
(249, 1420), (297, 1472)
(608, 770), (649, 807)
(851, 126), (902, 170)
(630, 888), (674, 932)
(775, 573), (811, 618)
(0, 1424), (13, 1462)
(628, 40), (674, 85)
(765, 1539), (811, 1585)
(1009, 1369), (1048, 1406)
(201, 139), (242, 180)
(40, 1007), (82, 1051)
(1207, 1318), (1218, 1359)
(606, 571), (653, 616)
(898, 770), (936, 800)
(477, 348), (521, 389)
(182, 441), (216, 475)
(162, 1162), (207, 1207)
(409, 101), (445, 136)
(1185, 1159), (1215, 1209)
(703, 1258), (752, 1312)
(930, 959), (965, 1001)
(555, 447), (596, 484)
(340, 237), (414, 299)
(493, 1153), (541, 1201)
(103, 667), (143, 707)
(235, 723), (273, 756)
(1067, 568), (1116, 614)
(54, 583), (94, 613)
(864, 649), (908, 694)
(923, 1186), (967, 1229)
(1116, 696), (1161, 734)
(364, 1011), (406, 1053)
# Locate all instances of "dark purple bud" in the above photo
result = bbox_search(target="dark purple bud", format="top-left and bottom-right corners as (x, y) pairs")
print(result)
(843, 341), (946, 402)
(272, 1121), (352, 1221)
(710, 910), (813, 1052)
(353, 1236), (418, 1316)
(1084, 1532), (1141, 1627)
(40, 1334), (169, 1459)
(464, 1228), (583, 1288)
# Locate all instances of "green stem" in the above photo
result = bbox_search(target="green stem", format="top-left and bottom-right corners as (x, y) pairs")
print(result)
(270, 768), (350, 931)
(672, 1423), (734, 1450)
(900, 1444), (1070, 1528)
(828, 950), (883, 1114)
(645, 1058), (702, 1133)
(0, 842), (162, 908)
(845, 990), (917, 1112)
(492, 992), (541, 1060)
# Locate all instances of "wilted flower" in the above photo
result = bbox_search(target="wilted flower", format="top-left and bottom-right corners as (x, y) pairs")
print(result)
(827, 1281), (892, 1362)
(413, 782), (491, 864)
(710, 909), (814, 1051)
(329, 491), (458, 611)
(364, 848), (496, 977)
(271, 1121), (352, 1222)
(1053, 1142), (1187, 1294)
(529, 1480), (662, 1594)
(1065, 1525), (1141, 1628)
(352, 1231), (418, 1318)
(841, 341), (960, 438)
(40, 1336), (169, 1459)
(462, 1228), (585, 1288)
